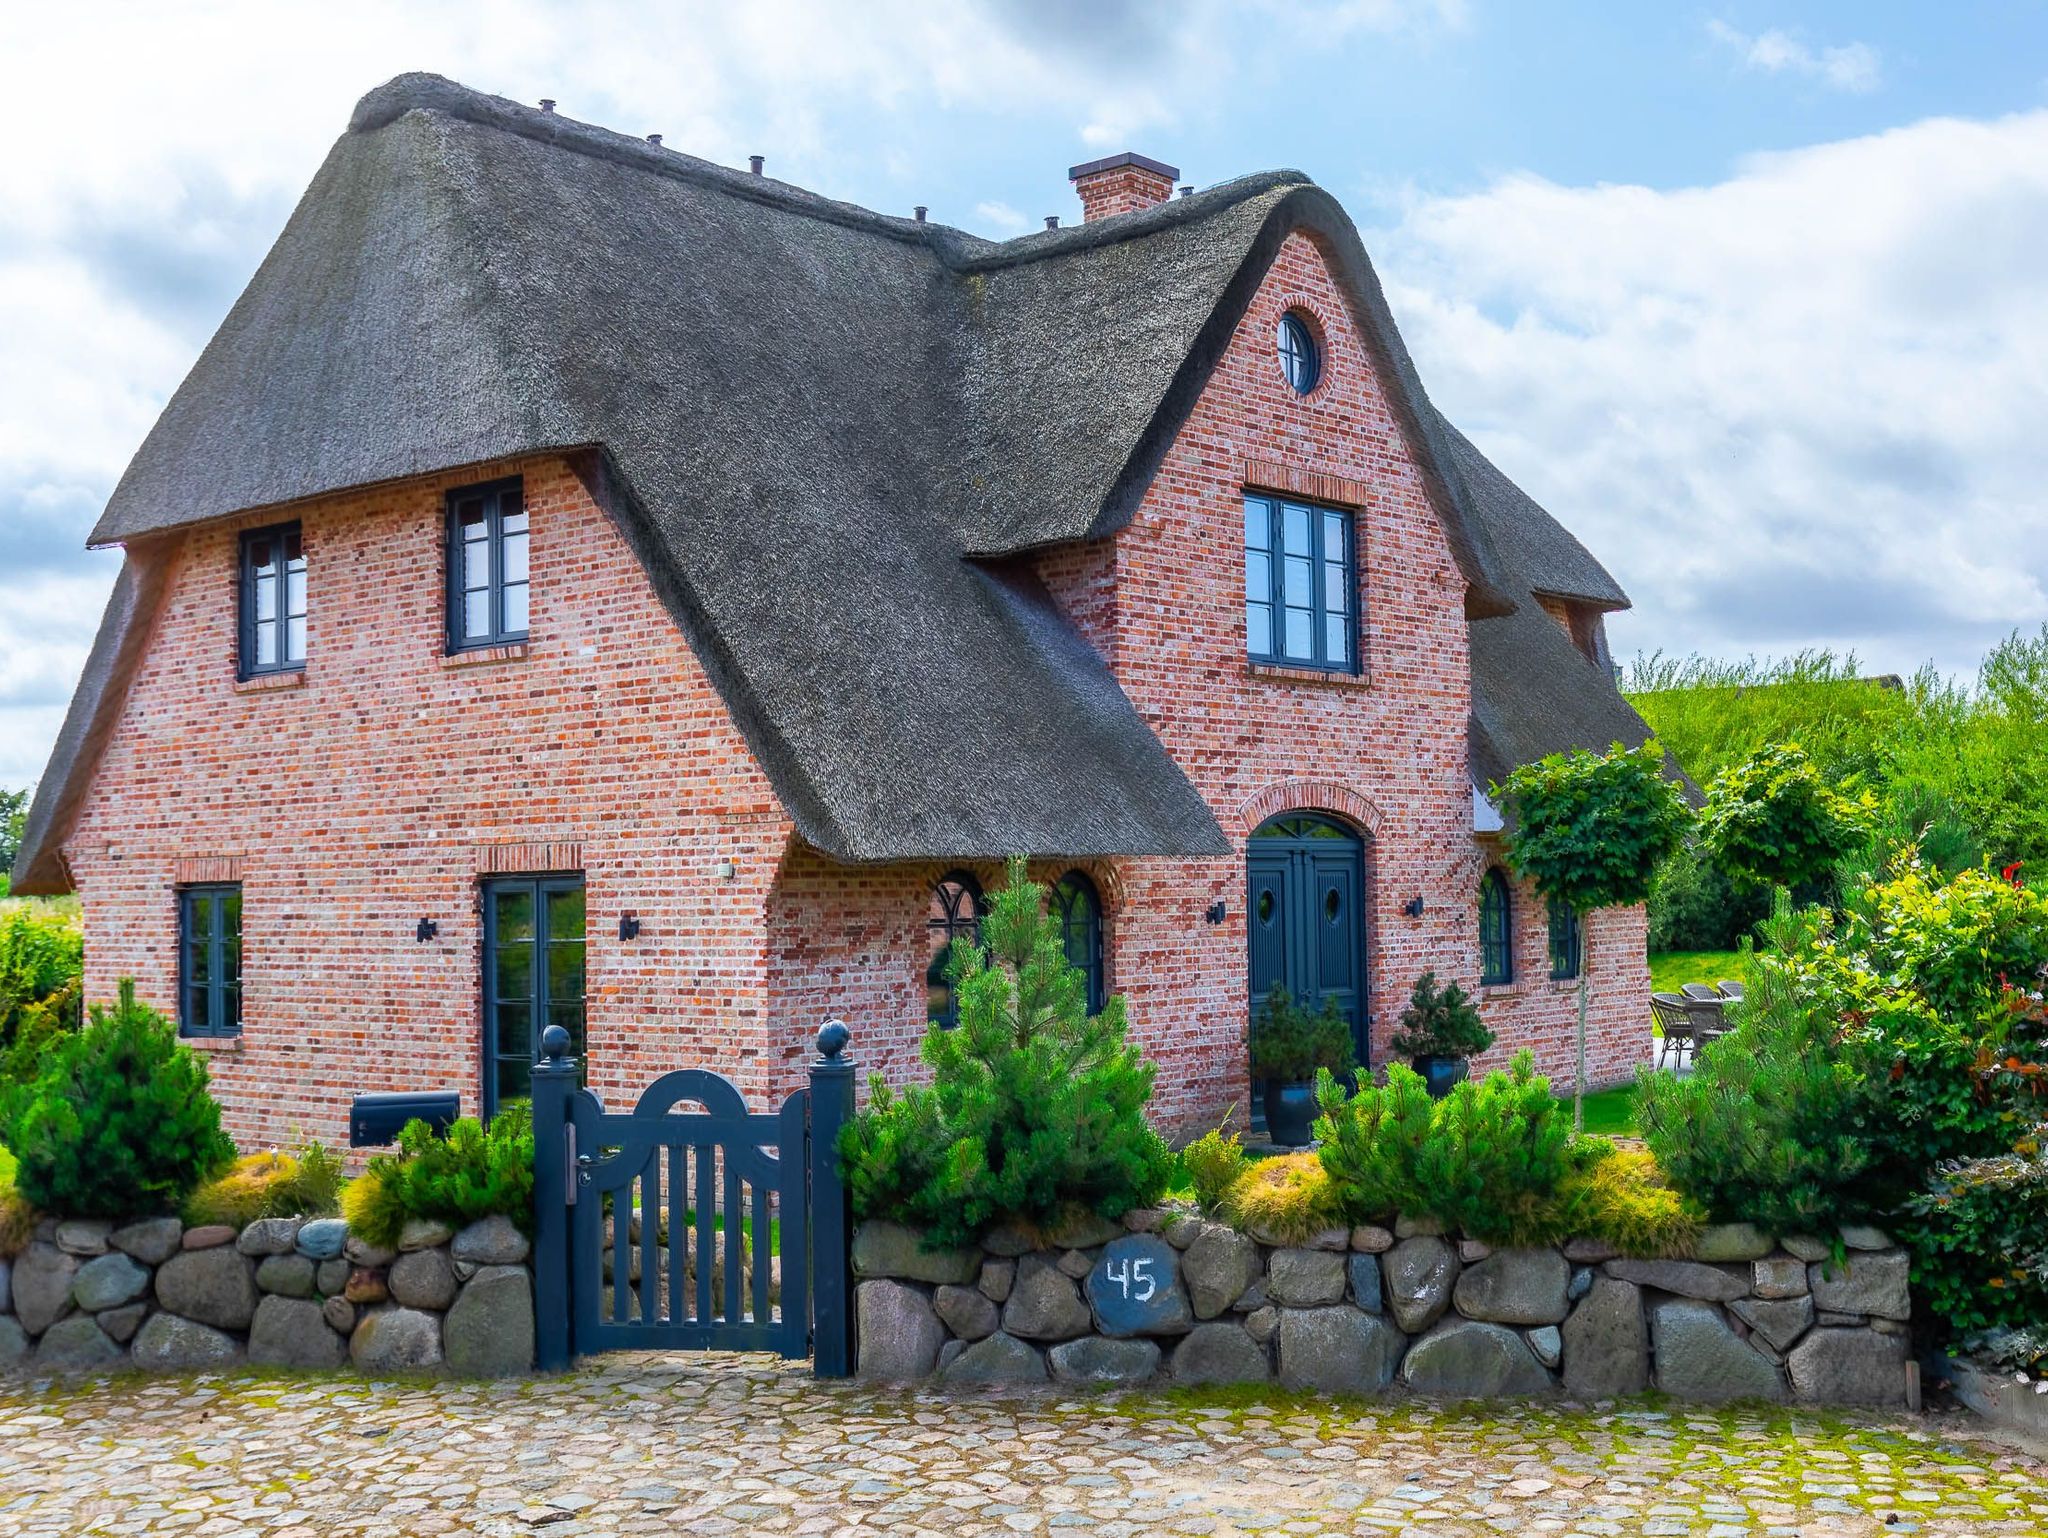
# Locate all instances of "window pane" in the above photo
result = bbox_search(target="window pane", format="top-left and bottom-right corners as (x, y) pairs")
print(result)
(254, 619), (277, 667)
(464, 532), (491, 591)
(463, 589), (491, 639)
(547, 886), (584, 942)
(1283, 556), (1312, 606)
(254, 572), (276, 623)
(1284, 608), (1313, 658)
(1325, 613), (1349, 665)
(1243, 500), (1271, 551)
(247, 535), (274, 573)
(458, 503), (487, 534)
(501, 580), (529, 634)
(494, 891), (535, 944)
(284, 567), (306, 619)
(502, 528), (529, 585)
(495, 945), (533, 1003)
(285, 615), (306, 663)
(496, 1003), (533, 1059)
(1244, 550), (1269, 602)
(1322, 511), (1344, 560)
(502, 507), (527, 536)
(498, 1056), (533, 1106)
(1283, 504), (1311, 556)
(186, 985), (211, 1032)
(283, 529), (303, 565)
(546, 942), (584, 1003)
(224, 979), (241, 1032)
(1246, 603), (1272, 655)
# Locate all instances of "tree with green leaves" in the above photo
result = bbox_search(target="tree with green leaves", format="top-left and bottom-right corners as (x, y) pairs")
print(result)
(837, 858), (1172, 1247)
(1494, 740), (1693, 1128)
(1698, 742), (1874, 894)
(0, 785), (29, 892)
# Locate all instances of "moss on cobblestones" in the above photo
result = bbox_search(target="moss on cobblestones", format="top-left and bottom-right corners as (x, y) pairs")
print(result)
(0, 1359), (2040, 1535)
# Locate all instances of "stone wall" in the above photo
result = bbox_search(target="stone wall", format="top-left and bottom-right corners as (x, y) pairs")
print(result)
(0, 1212), (534, 1376)
(852, 1213), (1915, 1409)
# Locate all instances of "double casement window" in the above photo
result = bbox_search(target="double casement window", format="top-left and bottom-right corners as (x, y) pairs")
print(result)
(238, 524), (306, 677)
(1548, 897), (1582, 981)
(179, 884), (242, 1037)
(1243, 493), (1357, 672)
(447, 478), (530, 652)
(1478, 869), (1513, 987)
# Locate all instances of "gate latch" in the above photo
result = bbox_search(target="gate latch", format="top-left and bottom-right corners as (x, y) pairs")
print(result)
(564, 1123), (590, 1205)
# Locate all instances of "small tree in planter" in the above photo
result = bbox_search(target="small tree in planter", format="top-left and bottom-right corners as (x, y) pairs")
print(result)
(1387, 970), (1494, 1098)
(1250, 985), (1354, 1146)
(1495, 740), (1692, 1130)
(1698, 741), (1874, 898)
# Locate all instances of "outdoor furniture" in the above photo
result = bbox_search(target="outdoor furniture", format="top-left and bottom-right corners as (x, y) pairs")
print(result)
(1680, 983), (1725, 1001)
(1679, 983), (1736, 1050)
(1651, 991), (1696, 1070)
(1717, 980), (1745, 1000)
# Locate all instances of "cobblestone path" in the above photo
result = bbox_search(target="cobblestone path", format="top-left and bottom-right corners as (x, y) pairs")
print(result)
(0, 1356), (2042, 1537)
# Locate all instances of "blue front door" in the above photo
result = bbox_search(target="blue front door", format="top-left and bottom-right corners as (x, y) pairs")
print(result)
(1247, 814), (1368, 1072)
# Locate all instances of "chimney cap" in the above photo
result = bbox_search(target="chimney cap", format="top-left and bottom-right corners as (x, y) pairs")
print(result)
(749, 154), (765, 175)
(1067, 150), (1179, 183)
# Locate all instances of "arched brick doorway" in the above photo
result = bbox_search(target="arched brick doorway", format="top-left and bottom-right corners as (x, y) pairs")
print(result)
(1247, 810), (1369, 1073)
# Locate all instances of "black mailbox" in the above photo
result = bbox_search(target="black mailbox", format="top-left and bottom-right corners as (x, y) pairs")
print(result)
(349, 1090), (460, 1148)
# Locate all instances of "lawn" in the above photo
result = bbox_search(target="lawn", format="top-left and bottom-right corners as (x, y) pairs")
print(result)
(1649, 949), (1745, 995)
(1561, 1084), (1639, 1137)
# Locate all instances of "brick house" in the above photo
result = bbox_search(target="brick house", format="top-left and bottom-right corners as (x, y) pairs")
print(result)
(13, 75), (1663, 1150)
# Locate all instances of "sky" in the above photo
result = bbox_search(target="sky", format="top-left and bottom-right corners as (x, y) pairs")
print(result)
(4, 1), (2047, 789)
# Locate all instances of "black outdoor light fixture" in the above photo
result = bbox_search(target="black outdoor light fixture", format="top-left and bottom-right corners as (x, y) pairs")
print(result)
(1402, 895), (1426, 918)
(416, 917), (439, 942)
(618, 912), (641, 941)
(1205, 900), (1227, 925)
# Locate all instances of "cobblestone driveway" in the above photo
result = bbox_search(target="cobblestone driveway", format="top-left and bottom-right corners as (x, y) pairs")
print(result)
(1, 1356), (2043, 1537)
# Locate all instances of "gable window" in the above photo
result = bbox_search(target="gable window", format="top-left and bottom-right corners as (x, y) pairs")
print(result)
(1244, 493), (1356, 672)
(482, 875), (585, 1116)
(1548, 897), (1582, 982)
(1277, 310), (1322, 395)
(446, 478), (529, 652)
(1052, 870), (1106, 1014)
(179, 884), (242, 1037)
(925, 871), (983, 1029)
(1478, 869), (1512, 987)
(239, 524), (306, 677)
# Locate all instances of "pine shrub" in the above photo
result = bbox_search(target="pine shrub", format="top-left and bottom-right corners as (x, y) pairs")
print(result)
(183, 1143), (345, 1228)
(1179, 1115), (1251, 1215)
(343, 1104), (534, 1249)
(1386, 971), (1494, 1060)
(1413, 1052), (1586, 1245)
(0, 980), (233, 1218)
(1312, 1061), (1434, 1221)
(838, 858), (1172, 1248)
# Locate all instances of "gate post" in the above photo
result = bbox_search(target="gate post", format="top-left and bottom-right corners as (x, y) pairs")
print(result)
(808, 1019), (856, 1378)
(530, 1025), (578, 1373)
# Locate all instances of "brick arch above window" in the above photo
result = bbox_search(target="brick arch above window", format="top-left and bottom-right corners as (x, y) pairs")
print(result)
(1237, 780), (1384, 841)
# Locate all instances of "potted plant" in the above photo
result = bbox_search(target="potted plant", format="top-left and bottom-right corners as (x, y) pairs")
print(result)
(1251, 986), (1354, 1146)
(1388, 970), (1494, 1098)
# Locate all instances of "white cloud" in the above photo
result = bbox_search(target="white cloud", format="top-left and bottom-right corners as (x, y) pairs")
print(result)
(974, 200), (1034, 235)
(1372, 110), (2048, 678)
(1707, 19), (1882, 93)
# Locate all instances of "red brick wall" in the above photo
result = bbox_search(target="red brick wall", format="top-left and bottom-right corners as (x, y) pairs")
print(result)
(1074, 166), (1176, 222)
(66, 455), (797, 1150)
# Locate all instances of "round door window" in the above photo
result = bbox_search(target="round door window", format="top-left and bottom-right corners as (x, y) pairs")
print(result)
(1256, 888), (1277, 927)
(1324, 886), (1343, 924)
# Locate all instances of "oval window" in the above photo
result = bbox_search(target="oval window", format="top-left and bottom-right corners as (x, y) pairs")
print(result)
(1277, 310), (1322, 395)
(1256, 888), (1277, 927)
(1324, 886), (1343, 925)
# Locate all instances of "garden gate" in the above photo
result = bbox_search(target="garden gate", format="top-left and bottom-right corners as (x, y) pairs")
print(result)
(528, 1021), (855, 1376)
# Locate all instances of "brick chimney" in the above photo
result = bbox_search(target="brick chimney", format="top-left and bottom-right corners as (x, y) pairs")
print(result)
(1068, 152), (1180, 222)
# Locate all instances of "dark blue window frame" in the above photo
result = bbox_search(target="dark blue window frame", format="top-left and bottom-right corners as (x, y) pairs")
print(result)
(1052, 870), (1106, 1015)
(238, 523), (306, 679)
(1548, 897), (1582, 981)
(179, 884), (242, 1038)
(1277, 311), (1322, 395)
(446, 478), (529, 653)
(925, 871), (983, 1029)
(1479, 869), (1513, 987)
(482, 874), (585, 1117)
(1244, 493), (1358, 672)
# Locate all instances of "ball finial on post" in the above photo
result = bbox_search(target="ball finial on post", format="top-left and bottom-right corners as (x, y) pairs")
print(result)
(815, 1019), (850, 1061)
(539, 1023), (572, 1063)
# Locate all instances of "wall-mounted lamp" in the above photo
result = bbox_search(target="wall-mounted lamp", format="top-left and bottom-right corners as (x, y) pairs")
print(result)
(714, 858), (737, 881)
(1401, 896), (1425, 918)
(416, 918), (439, 942)
(618, 912), (641, 941)
(1205, 900), (1227, 925)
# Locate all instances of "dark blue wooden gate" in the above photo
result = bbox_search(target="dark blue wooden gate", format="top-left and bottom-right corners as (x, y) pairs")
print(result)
(529, 1021), (855, 1376)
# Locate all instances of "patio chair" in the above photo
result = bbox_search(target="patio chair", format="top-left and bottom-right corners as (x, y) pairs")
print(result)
(1716, 980), (1745, 1000)
(1685, 992), (1733, 1051)
(1651, 992), (1695, 1071)
(1680, 982), (1725, 1001)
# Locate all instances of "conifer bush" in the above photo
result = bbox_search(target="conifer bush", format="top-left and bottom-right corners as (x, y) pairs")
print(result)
(1311, 1061), (1434, 1220)
(342, 1103), (535, 1248)
(0, 980), (234, 1218)
(1179, 1115), (1251, 1215)
(838, 858), (1172, 1248)
(183, 1142), (345, 1228)
(1218, 1152), (1339, 1243)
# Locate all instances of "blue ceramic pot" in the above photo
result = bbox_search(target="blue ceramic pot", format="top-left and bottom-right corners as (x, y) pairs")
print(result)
(1413, 1054), (1470, 1099)
(1263, 1079), (1318, 1146)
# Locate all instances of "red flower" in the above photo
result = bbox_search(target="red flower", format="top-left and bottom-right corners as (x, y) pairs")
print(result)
(2004, 861), (2026, 887)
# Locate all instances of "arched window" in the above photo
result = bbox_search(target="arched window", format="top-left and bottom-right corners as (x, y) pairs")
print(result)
(925, 871), (983, 1028)
(1478, 869), (1512, 987)
(1051, 870), (1106, 1014)
(1548, 897), (1582, 981)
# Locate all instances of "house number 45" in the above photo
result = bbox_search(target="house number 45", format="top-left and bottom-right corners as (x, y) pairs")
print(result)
(1101, 1256), (1157, 1301)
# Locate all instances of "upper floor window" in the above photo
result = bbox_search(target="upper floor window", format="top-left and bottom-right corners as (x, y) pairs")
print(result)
(1244, 493), (1356, 672)
(179, 883), (242, 1037)
(239, 524), (305, 677)
(1548, 897), (1582, 982)
(925, 871), (983, 1029)
(1052, 870), (1106, 1015)
(1478, 869), (1512, 987)
(1277, 310), (1322, 395)
(447, 478), (529, 651)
